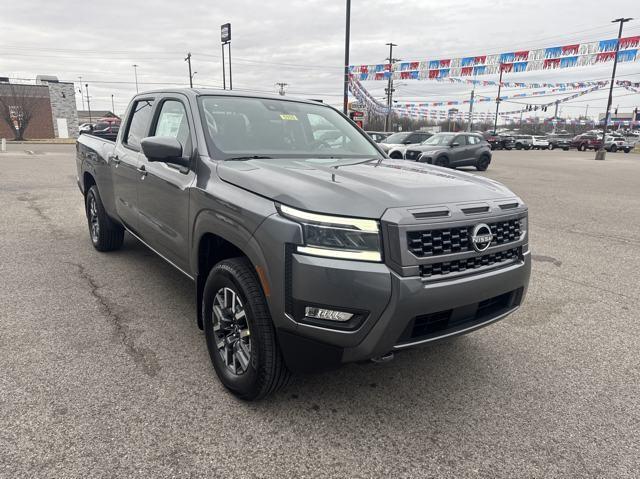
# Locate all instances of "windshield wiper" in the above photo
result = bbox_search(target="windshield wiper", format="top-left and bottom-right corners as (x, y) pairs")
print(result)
(225, 155), (273, 161)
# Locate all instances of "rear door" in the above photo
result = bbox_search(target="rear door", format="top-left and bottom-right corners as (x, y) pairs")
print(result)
(136, 94), (196, 273)
(112, 97), (155, 232)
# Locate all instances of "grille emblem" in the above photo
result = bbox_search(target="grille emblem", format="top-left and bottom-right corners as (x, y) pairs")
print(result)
(471, 223), (493, 252)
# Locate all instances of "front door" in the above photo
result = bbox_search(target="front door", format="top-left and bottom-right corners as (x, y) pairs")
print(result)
(137, 97), (196, 273)
(450, 134), (470, 166)
(112, 98), (155, 232)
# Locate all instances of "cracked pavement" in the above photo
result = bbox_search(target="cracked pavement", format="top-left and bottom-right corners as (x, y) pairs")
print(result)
(0, 144), (639, 478)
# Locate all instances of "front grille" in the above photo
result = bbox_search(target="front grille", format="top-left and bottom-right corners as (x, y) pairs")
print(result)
(407, 218), (521, 258)
(405, 150), (421, 161)
(420, 247), (521, 278)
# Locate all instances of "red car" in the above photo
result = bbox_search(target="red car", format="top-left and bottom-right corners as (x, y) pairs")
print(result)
(570, 134), (603, 151)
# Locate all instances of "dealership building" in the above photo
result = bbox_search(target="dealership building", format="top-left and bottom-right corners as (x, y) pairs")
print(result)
(0, 75), (79, 140)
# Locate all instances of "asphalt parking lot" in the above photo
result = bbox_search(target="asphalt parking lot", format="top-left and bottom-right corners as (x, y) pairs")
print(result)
(1, 144), (639, 478)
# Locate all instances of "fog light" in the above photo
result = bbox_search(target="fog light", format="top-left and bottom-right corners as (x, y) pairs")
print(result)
(305, 307), (353, 322)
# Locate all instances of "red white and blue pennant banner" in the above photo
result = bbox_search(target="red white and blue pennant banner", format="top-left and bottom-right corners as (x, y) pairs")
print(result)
(350, 36), (640, 80)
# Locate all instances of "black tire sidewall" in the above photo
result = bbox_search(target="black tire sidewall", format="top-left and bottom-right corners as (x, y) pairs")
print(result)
(203, 260), (269, 399)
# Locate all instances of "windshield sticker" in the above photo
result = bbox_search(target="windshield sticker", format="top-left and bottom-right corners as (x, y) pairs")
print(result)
(280, 114), (298, 121)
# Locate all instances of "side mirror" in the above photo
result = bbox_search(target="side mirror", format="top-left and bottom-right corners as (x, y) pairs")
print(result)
(450, 142), (460, 147)
(141, 136), (189, 167)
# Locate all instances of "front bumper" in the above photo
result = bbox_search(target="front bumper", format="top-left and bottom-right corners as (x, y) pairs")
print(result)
(277, 249), (531, 372)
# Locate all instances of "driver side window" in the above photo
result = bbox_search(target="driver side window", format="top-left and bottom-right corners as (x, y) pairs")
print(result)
(153, 100), (192, 156)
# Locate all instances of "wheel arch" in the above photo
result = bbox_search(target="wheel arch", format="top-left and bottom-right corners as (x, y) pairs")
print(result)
(83, 171), (96, 196)
(192, 211), (273, 330)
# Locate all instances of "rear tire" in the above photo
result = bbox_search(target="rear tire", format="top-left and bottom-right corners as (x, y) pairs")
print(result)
(624, 148), (630, 153)
(85, 186), (124, 252)
(548, 143), (555, 150)
(578, 144), (586, 151)
(203, 258), (290, 400)
(476, 155), (491, 171)
(610, 144), (617, 153)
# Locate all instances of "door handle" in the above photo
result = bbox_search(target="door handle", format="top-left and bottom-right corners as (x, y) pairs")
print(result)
(137, 165), (148, 179)
(109, 154), (121, 166)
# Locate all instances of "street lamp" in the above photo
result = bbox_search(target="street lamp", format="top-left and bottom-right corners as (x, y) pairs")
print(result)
(132, 64), (139, 93)
(596, 17), (633, 160)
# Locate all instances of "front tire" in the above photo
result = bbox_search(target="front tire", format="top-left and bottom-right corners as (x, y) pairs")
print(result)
(203, 258), (290, 400)
(578, 144), (587, 151)
(85, 186), (124, 252)
(434, 156), (449, 168)
(610, 144), (617, 153)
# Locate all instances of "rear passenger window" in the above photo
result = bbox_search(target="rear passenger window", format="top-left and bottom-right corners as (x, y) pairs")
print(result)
(125, 100), (155, 150)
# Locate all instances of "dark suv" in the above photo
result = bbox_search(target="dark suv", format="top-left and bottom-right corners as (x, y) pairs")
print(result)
(483, 131), (515, 150)
(405, 132), (492, 170)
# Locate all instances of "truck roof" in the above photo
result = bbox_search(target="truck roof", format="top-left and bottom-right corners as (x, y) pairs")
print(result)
(131, 88), (325, 107)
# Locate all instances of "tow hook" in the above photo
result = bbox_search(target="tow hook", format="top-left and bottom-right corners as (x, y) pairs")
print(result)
(371, 351), (394, 363)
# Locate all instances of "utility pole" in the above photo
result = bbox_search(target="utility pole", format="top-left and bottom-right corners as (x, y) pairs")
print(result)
(185, 52), (193, 88)
(585, 104), (589, 119)
(492, 64), (504, 134)
(343, 0), (351, 114)
(111, 94), (115, 114)
(85, 84), (92, 124)
(276, 82), (288, 96)
(597, 17), (633, 160)
(132, 64), (139, 93)
(467, 88), (475, 131)
(384, 42), (398, 132)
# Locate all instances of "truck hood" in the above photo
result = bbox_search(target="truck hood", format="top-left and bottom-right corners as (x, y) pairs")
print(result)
(217, 157), (517, 218)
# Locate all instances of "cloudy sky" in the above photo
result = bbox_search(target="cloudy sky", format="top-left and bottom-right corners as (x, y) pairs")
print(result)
(2, 0), (639, 120)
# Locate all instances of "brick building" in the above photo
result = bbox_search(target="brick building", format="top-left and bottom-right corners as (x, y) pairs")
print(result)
(0, 76), (79, 140)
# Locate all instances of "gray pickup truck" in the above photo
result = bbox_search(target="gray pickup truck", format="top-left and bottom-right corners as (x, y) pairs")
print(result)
(76, 89), (531, 400)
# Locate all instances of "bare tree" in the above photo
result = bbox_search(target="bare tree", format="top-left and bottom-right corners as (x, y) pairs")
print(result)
(0, 84), (43, 140)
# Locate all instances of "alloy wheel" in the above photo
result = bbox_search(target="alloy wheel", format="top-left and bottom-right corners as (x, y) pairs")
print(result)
(88, 194), (99, 243)
(212, 287), (252, 375)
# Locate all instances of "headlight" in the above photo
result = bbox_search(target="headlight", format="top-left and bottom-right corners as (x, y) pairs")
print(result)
(278, 204), (382, 262)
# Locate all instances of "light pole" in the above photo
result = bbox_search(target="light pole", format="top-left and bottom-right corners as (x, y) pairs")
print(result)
(191, 71), (198, 86)
(78, 76), (85, 111)
(111, 94), (115, 114)
(343, 0), (351, 114)
(493, 64), (504, 134)
(185, 52), (193, 88)
(132, 64), (139, 93)
(85, 84), (92, 123)
(384, 42), (398, 132)
(596, 17), (633, 160)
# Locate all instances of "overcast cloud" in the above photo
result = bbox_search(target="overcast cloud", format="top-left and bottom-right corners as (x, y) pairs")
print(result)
(2, 0), (638, 118)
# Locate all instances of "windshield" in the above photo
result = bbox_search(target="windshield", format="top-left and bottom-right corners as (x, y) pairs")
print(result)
(198, 96), (381, 160)
(381, 132), (411, 144)
(422, 133), (455, 146)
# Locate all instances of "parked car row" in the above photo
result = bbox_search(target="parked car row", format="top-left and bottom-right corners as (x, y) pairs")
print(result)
(365, 129), (636, 159)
